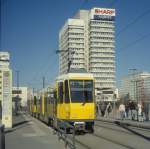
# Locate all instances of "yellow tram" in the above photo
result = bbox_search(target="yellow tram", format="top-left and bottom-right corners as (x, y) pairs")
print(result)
(30, 72), (95, 133)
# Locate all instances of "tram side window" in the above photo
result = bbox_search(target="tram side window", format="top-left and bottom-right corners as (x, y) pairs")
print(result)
(34, 96), (36, 105)
(58, 82), (63, 103)
(45, 97), (47, 112)
(65, 80), (70, 103)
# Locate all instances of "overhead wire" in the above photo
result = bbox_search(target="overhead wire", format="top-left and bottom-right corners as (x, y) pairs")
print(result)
(28, 49), (56, 89)
(116, 8), (150, 37)
(120, 32), (150, 51)
(29, 1), (90, 89)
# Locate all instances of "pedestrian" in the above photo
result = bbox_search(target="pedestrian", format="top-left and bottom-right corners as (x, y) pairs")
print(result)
(129, 101), (136, 120)
(105, 102), (112, 117)
(143, 103), (149, 121)
(137, 103), (143, 122)
(119, 103), (125, 120)
(125, 102), (129, 118)
(100, 102), (106, 117)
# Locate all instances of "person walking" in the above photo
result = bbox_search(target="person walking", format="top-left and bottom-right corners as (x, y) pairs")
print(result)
(105, 102), (112, 117)
(129, 101), (136, 120)
(143, 103), (149, 121)
(137, 103), (143, 122)
(100, 102), (106, 117)
(125, 102), (130, 118)
(119, 103), (125, 120)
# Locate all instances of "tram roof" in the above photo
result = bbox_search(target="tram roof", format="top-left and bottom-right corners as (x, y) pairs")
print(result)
(56, 72), (94, 81)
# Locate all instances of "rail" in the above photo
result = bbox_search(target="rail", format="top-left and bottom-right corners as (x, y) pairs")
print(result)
(0, 124), (5, 149)
(54, 119), (76, 149)
(96, 118), (150, 129)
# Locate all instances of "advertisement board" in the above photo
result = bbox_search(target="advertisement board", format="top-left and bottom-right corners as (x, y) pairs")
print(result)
(91, 8), (115, 21)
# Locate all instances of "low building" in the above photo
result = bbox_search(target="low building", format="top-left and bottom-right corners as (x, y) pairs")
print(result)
(120, 72), (150, 103)
(136, 77), (150, 104)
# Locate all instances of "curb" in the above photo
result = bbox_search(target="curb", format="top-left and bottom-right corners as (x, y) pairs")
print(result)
(96, 118), (150, 129)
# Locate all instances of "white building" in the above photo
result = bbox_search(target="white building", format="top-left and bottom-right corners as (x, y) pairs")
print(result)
(12, 87), (31, 107)
(59, 19), (85, 74)
(120, 72), (150, 103)
(0, 52), (12, 128)
(59, 8), (116, 100)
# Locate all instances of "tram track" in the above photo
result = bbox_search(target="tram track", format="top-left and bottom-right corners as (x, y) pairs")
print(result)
(95, 123), (133, 135)
(93, 121), (150, 149)
(74, 132), (134, 149)
(92, 133), (135, 149)
(74, 138), (92, 149)
(31, 115), (149, 149)
(95, 119), (150, 139)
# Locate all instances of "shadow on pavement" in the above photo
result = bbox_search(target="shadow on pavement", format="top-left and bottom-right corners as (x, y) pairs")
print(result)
(5, 114), (31, 134)
(13, 120), (30, 128)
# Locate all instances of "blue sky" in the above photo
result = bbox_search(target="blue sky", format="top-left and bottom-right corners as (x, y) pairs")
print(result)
(1, 0), (150, 89)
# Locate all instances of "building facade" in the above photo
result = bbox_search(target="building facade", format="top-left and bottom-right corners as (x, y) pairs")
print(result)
(0, 52), (12, 128)
(12, 87), (29, 107)
(59, 8), (116, 100)
(59, 19), (85, 74)
(120, 72), (150, 103)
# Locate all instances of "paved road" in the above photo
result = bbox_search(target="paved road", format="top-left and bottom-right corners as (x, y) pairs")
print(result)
(5, 114), (150, 149)
(5, 114), (64, 149)
(75, 120), (150, 149)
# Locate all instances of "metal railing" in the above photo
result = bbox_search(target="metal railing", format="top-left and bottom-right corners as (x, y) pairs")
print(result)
(0, 124), (5, 149)
(54, 119), (76, 149)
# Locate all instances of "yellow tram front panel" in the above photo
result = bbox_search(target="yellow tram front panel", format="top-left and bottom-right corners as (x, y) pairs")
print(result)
(69, 103), (95, 120)
(57, 103), (95, 120)
(56, 73), (95, 121)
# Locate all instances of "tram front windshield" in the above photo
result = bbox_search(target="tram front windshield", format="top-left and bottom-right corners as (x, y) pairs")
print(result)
(70, 80), (93, 103)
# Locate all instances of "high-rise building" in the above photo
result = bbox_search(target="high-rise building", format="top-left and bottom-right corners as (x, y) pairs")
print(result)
(59, 8), (116, 100)
(59, 19), (85, 74)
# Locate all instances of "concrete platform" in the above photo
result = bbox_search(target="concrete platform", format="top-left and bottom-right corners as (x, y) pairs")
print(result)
(5, 114), (64, 149)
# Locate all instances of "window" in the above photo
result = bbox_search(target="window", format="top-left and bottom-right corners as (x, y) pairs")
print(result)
(70, 80), (93, 103)
(12, 90), (22, 94)
(58, 82), (63, 103)
(65, 80), (70, 103)
(45, 97), (48, 112)
(34, 96), (36, 105)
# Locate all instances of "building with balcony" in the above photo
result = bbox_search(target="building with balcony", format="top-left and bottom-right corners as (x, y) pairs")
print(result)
(59, 8), (116, 101)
